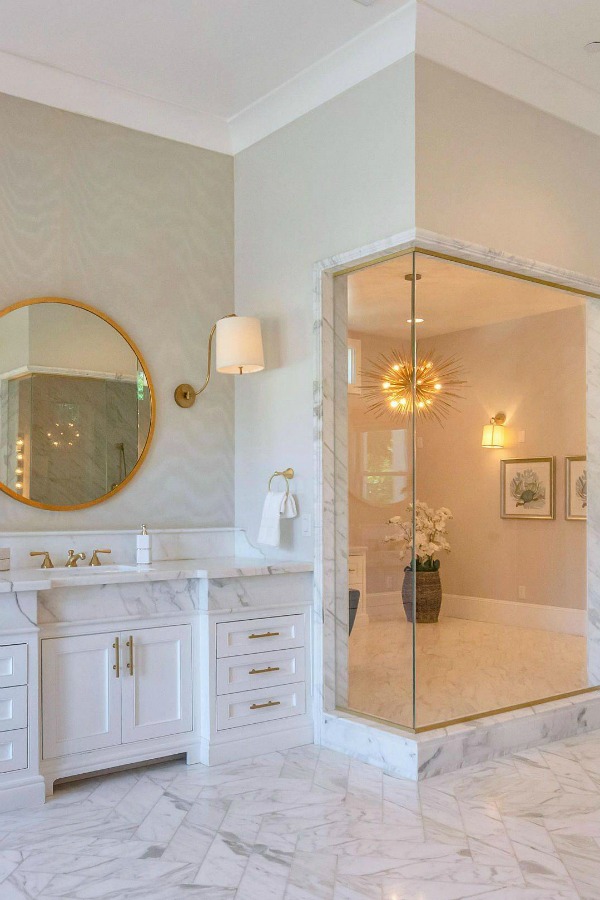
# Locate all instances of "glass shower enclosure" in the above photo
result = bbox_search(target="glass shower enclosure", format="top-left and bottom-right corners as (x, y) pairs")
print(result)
(338, 248), (591, 732)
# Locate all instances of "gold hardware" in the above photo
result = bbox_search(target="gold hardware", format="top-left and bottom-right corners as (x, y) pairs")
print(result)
(174, 313), (237, 408)
(250, 700), (281, 710)
(65, 549), (86, 567)
(30, 551), (53, 569)
(89, 549), (111, 566)
(268, 468), (294, 495)
(248, 631), (280, 639)
(126, 635), (134, 675)
(249, 666), (280, 675)
(112, 637), (120, 678)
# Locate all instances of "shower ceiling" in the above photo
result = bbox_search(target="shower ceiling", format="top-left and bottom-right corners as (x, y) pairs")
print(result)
(347, 254), (585, 339)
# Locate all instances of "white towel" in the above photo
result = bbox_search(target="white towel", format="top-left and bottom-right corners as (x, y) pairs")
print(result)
(257, 491), (298, 547)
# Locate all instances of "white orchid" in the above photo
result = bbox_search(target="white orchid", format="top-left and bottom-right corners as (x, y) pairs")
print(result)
(385, 501), (452, 572)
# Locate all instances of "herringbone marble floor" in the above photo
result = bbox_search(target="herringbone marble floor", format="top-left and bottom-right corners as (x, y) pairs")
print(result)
(2, 731), (600, 899)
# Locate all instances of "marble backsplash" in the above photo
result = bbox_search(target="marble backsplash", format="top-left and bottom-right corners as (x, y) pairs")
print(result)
(0, 526), (264, 569)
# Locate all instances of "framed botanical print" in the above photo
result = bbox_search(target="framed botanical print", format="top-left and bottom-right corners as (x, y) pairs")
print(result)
(566, 456), (586, 520)
(501, 457), (555, 520)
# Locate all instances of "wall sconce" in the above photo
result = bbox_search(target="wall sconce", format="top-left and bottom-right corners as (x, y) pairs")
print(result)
(174, 314), (264, 408)
(482, 412), (506, 449)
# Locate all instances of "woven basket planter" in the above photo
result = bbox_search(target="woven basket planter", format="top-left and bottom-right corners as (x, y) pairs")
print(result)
(402, 568), (442, 623)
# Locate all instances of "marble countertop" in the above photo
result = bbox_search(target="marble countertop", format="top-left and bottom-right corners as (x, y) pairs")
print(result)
(0, 556), (313, 592)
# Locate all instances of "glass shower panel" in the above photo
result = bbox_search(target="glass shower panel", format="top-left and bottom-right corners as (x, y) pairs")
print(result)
(342, 251), (417, 730)
(413, 252), (589, 729)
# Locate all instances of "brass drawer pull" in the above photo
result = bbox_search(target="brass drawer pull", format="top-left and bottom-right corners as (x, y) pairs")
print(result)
(125, 635), (134, 676)
(250, 700), (281, 710)
(112, 637), (120, 678)
(249, 666), (280, 675)
(248, 631), (280, 640)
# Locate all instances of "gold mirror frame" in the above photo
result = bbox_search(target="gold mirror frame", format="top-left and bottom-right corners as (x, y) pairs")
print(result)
(0, 297), (156, 511)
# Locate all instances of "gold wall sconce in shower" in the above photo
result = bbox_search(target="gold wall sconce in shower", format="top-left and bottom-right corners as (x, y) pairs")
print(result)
(175, 314), (265, 408)
(482, 412), (506, 449)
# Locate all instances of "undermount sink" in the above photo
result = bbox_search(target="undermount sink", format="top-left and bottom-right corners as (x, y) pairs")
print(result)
(48, 565), (139, 575)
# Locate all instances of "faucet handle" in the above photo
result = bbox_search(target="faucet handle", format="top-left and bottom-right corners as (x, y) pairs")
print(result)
(30, 551), (54, 569)
(89, 549), (111, 567)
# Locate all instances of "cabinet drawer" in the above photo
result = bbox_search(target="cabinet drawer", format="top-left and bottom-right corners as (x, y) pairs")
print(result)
(0, 728), (28, 774)
(216, 614), (304, 657)
(0, 645), (27, 688)
(0, 686), (27, 733)
(217, 682), (306, 730)
(217, 647), (305, 695)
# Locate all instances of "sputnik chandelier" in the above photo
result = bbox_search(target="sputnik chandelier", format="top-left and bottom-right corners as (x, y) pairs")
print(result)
(362, 348), (467, 424)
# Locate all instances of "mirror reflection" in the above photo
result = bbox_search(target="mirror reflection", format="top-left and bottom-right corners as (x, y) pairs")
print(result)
(0, 300), (152, 509)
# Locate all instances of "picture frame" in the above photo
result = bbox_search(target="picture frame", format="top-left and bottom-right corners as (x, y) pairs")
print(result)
(500, 457), (555, 520)
(565, 455), (586, 521)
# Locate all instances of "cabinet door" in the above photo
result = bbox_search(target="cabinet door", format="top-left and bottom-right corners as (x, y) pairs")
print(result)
(121, 625), (192, 744)
(42, 633), (122, 759)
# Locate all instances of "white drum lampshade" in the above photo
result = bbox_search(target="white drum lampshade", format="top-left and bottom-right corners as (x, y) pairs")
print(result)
(216, 316), (264, 375)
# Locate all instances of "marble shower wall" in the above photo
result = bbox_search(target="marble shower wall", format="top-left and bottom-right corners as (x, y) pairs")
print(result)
(0, 91), (234, 528)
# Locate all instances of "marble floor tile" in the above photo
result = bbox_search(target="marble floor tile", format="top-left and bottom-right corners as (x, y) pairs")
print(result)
(348, 615), (588, 727)
(0, 735), (600, 897)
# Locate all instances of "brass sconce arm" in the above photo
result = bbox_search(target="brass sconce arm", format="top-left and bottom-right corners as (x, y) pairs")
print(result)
(174, 313), (237, 408)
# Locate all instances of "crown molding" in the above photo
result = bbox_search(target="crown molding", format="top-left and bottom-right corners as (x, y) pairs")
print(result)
(417, 2), (600, 140)
(229, 0), (416, 153)
(0, 0), (599, 156)
(0, 48), (232, 154)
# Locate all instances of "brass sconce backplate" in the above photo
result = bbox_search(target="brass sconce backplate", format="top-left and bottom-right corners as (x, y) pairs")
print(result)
(174, 383), (196, 408)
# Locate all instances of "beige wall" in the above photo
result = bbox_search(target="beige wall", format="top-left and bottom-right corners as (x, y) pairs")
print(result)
(350, 305), (586, 609)
(416, 57), (600, 280)
(0, 91), (234, 528)
(234, 57), (416, 558)
(28, 304), (138, 376)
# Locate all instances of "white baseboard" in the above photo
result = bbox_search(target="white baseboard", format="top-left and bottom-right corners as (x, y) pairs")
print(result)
(442, 593), (585, 636)
(363, 590), (585, 636)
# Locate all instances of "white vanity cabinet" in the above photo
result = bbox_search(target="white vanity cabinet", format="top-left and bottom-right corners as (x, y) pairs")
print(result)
(199, 603), (313, 766)
(41, 632), (122, 758)
(41, 624), (192, 760)
(0, 535), (314, 811)
(121, 624), (192, 743)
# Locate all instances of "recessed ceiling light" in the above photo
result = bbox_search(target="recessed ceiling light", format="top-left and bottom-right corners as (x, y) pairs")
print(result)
(585, 42), (600, 53)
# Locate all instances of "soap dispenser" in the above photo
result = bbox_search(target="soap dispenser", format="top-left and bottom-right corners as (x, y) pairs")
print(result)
(136, 524), (152, 566)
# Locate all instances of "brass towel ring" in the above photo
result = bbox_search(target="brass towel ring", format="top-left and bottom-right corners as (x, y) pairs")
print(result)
(268, 468), (294, 496)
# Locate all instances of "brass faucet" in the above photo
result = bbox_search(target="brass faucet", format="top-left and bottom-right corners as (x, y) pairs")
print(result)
(65, 549), (86, 567)
(30, 551), (54, 569)
(89, 549), (111, 566)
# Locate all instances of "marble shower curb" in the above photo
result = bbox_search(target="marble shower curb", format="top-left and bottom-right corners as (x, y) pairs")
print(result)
(321, 690), (600, 780)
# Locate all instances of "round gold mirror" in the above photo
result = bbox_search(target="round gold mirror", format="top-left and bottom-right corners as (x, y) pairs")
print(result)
(0, 297), (154, 510)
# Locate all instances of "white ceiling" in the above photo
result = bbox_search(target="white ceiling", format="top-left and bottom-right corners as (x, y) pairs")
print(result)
(0, 0), (404, 120)
(348, 253), (584, 340)
(422, 0), (600, 95)
(0, 0), (598, 153)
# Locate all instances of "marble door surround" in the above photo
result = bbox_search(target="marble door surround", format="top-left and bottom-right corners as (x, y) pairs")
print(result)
(312, 227), (600, 778)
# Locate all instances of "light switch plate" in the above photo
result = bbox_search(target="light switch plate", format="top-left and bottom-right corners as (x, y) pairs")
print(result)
(301, 514), (312, 537)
